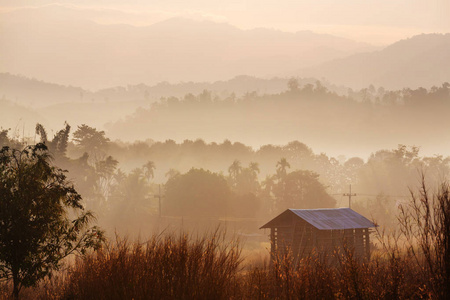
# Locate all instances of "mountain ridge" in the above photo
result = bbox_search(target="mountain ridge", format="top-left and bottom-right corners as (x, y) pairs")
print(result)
(0, 5), (377, 90)
(300, 33), (450, 89)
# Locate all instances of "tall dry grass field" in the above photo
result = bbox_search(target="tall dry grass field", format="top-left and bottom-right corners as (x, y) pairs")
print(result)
(1, 180), (449, 299)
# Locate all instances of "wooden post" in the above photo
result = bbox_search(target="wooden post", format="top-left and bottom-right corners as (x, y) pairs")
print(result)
(354, 228), (364, 258)
(270, 227), (278, 267)
(270, 228), (275, 254)
(364, 228), (370, 259)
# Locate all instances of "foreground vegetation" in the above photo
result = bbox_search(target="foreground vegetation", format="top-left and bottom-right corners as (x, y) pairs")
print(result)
(1, 179), (448, 299)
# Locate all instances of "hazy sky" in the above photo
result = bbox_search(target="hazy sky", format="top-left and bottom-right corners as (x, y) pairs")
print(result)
(2, 0), (449, 45)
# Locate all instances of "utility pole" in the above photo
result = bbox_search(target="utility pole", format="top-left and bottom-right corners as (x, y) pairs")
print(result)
(153, 184), (164, 217)
(343, 184), (356, 208)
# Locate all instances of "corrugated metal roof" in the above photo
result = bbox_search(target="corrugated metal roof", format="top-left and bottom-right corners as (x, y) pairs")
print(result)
(260, 208), (376, 230)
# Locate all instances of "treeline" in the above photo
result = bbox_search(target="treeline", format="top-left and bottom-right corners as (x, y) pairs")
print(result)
(0, 73), (326, 107)
(2, 123), (449, 233)
(107, 81), (450, 157)
(149, 79), (450, 108)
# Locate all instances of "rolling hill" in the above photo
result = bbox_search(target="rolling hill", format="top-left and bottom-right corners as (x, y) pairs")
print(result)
(0, 5), (375, 90)
(300, 33), (450, 89)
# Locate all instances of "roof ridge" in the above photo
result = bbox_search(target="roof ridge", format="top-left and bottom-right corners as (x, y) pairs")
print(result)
(261, 207), (376, 230)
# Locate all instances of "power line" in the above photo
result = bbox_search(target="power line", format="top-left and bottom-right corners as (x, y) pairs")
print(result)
(357, 193), (410, 198)
(343, 184), (356, 208)
(331, 192), (410, 199)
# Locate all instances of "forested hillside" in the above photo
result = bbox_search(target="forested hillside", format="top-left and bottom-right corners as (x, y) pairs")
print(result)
(108, 81), (450, 157)
(302, 33), (450, 89)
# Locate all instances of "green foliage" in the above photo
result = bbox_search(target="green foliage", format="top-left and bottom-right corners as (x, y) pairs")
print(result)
(0, 144), (104, 298)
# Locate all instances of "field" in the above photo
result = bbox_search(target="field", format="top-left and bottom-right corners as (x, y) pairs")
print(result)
(2, 181), (448, 300)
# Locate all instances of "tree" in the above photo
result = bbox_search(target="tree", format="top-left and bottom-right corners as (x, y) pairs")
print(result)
(164, 168), (231, 218)
(233, 162), (260, 195)
(287, 77), (299, 92)
(0, 129), (22, 149)
(273, 169), (335, 211)
(143, 161), (156, 182)
(73, 124), (110, 162)
(0, 144), (104, 299)
(249, 162), (260, 176)
(109, 167), (152, 230)
(228, 160), (242, 180)
(35, 122), (71, 163)
(228, 160), (242, 189)
(276, 157), (291, 179)
(95, 155), (119, 202)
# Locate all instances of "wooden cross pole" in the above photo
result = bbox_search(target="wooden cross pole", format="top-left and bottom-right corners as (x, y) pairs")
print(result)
(343, 184), (357, 208)
(153, 184), (164, 217)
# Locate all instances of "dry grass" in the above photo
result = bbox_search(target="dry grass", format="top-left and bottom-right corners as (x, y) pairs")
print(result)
(1, 179), (449, 299)
(0, 232), (443, 300)
(44, 229), (242, 300)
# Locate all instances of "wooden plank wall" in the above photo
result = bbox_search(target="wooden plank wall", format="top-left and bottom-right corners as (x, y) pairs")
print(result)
(269, 220), (371, 261)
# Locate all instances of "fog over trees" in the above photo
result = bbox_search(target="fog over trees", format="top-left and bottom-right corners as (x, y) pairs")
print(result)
(1, 1), (450, 298)
(1, 123), (448, 239)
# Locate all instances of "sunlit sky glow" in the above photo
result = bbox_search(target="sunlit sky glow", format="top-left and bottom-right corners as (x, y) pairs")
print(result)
(1, 0), (449, 45)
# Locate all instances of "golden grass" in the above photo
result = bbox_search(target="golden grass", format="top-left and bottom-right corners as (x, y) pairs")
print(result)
(2, 179), (449, 299)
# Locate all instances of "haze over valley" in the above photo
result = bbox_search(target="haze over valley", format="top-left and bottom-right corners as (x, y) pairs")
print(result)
(1, 2), (450, 298)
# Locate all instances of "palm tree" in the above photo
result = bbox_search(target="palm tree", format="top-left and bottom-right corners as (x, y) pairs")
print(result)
(276, 157), (290, 179)
(228, 160), (242, 189)
(228, 160), (242, 180)
(249, 162), (260, 175)
(262, 175), (275, 194)
(143, 161), (156, 182)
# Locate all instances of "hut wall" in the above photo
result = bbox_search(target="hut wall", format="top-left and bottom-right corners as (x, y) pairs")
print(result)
(271, 218), (320, 258)
(318, 228), (370, 259)
(291, 220), (317, 258)
(275, 227), (371, 261)
(268, 218), (371, 261)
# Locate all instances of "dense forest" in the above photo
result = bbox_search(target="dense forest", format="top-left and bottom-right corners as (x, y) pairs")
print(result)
(3, 73), (450, 157)
(2, 120), (448, 236)
(107, 80), (450, 156)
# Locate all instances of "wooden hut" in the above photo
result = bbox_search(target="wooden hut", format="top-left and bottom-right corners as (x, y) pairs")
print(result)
(260, 208), (376, 261)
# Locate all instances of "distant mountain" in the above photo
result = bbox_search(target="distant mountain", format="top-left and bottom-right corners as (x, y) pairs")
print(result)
(0, 73), (85, 107)
(300, 34), (450, 89)
(1, 72), (341, 108)
(0, 72), (329, 134)
(0, 98), (47, 137)
(0, 5), (376, 90)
